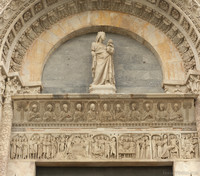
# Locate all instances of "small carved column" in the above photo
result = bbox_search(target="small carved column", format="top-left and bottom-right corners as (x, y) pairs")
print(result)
(0, 68), (5, 122)
(0, 95), (13, 176)
(0, 77), (19, 176)
(0, 95), (3, 123)
(195, 96), (200, 150)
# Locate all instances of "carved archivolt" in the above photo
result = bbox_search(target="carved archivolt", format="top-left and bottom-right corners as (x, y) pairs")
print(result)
(10, 132), (199, 160)
(12, 95), (196, 129)
(0, 0), (200, 75)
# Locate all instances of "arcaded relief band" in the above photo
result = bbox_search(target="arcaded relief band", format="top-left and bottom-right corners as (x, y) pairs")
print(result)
(10, 132), (199, 161)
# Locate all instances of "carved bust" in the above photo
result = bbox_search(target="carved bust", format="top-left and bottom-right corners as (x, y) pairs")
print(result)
(142, 103), (154, 121)
(129, 103), (140, 121)
(100, 103), (113, 122)
(156, 103), (168, 121)
(43, 104), (56, 122)
(28, 103), (41, 122)
(74, 103), (84, 122)
(60, 104), (73, 122)
(87, 103), (98, 122)
(170, 103), (183, 121)
(115, 104), (125, 121)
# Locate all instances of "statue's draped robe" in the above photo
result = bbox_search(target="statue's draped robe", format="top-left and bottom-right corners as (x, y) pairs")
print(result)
(91, 42), (115, 85)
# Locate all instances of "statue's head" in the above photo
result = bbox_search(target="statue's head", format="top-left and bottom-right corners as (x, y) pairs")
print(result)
(32, 104), (38, 112)
(173, 103), (179, 112)
(107, 39), (113, 46)
(103, 103), (108, 111)
(47, 104), (53, 112)
(90, 103), (95, 111)
(159, 103), (165, 111)
(116, 104), (121, 112)
(145, 103), (151, 112)
(76, 103), (82, 111)
(96, 31), (106, 42)
(63, 104), (68, 112)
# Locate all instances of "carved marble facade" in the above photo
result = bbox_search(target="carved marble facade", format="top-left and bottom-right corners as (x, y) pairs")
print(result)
(1, 0), (200, 176)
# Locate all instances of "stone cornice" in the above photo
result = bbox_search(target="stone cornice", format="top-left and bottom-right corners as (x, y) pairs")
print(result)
(11, 93), (199, 100)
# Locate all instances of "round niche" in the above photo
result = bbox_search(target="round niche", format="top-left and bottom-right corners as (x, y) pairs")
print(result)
(42, 33), (163, 93)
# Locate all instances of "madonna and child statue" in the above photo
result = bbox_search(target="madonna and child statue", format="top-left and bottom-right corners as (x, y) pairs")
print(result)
(89, 32), (117, 94)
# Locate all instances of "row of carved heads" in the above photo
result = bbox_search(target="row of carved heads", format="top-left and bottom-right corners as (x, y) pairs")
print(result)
(15, 100), (188, 123)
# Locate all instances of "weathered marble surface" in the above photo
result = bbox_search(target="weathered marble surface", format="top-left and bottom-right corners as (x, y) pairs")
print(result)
(174, 161), (200, 176)
(7, 161), (35, 176)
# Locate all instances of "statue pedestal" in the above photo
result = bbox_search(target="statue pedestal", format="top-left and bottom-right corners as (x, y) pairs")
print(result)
(89, 85), (116, 94)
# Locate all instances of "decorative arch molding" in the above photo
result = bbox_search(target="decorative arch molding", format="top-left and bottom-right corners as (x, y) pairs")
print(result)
(21, 11), (185, 85)
(0, 0), (200, 77)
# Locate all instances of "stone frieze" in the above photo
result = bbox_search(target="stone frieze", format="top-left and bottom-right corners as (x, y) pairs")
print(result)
(12, 94), (196, 128)
(10, 131), (199, 161)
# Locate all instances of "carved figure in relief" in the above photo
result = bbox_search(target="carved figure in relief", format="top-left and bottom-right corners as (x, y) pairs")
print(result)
(181, 134), (199, 159)
(46, 135), (52, 159)
(28, 103), (41, 122)
(115, 104), (126, 121)
(136, 135), (150, 159)
(22, 135), (28, 159)
(192, 134), (199, 159)
(129, 103), (140, 121)
(160, 134), (179, 159)
(59, 104), (73, 122)
(100, 103), (113, 122)
(43, 103), (56, 122)
(118, 134), (150, 159)
(152, 135), (163, 159)
(38, 136), (43, 159)
(74, 103), (85, 122)
(168, 134), (179, 159)
(10, 137), (17, 159)
(90, 32), (115, 86)
(92, 135), (111, 159)
(110, 137), (117, 158)
(58, 134), (66, 153)
(170, 103), (183, 121)
(156, 103), (168, 121)
(51, 136), (58, 158)
(161, 134), (169, 159)
(82, 134), (92, 157)
(29, 134), (39, 159)
(87, 103), (98, 122)
(187, 75), (200, 94)
(142, 102), (154, 121)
